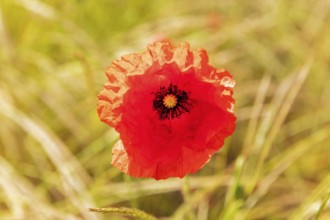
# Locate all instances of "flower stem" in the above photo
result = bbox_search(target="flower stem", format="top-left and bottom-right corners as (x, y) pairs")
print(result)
(181, 176), (195, 220)
(89, 207), (158, 220)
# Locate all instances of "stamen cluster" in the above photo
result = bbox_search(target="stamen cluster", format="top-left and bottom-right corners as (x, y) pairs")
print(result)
(152, 83), (191, 120)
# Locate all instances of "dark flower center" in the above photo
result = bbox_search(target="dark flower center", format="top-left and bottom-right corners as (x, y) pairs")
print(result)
(152, 83), (192, 120)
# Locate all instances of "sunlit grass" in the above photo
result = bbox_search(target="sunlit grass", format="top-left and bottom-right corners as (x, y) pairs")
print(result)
(0, 0), (330, 219)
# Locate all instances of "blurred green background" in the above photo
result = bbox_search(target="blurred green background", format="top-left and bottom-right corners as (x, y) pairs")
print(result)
(0, 0), (330, 219)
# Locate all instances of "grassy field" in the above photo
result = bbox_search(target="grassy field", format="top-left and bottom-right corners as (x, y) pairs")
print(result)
(0, 0), (330, 219)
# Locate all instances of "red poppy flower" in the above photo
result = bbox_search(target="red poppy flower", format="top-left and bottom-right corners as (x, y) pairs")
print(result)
(97, 41), (236, 180)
